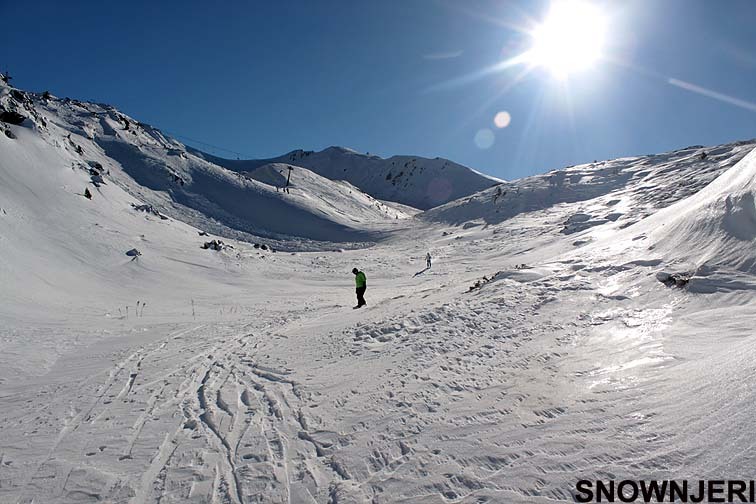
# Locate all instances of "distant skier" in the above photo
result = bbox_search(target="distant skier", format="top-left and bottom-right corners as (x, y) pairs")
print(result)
(352, 268), (367, 309)
(84, 187), (92, 199)
(426, 252), (432, 269)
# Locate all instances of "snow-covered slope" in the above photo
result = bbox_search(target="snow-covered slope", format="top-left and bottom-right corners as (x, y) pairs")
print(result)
(244, 162), (414, 222)
(0, 106), (268, 325)
(579, 145), (756, 291)
(644, 147), (756, 272)
(0, 84), (414, 247)
(423, 141), (756, 231)
(5, 78), (756, 504)
(196, 146), (501, 210)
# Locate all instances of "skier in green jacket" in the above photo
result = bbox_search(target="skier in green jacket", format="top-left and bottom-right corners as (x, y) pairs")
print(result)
(352, 268), (367, 309)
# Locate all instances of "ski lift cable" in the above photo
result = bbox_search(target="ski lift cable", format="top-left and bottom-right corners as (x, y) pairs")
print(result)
(163, 130), (251, 159)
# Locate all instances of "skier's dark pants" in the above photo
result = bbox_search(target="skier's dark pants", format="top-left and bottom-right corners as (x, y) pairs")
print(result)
(356, 286), (367, 307)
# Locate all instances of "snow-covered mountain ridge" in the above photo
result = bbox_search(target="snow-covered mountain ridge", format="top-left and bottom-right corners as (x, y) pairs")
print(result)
(5, 80), (752, 251)
(423, 140), (755, 231)
(194, 146), (501, 211)
(0, 83), (428, 247)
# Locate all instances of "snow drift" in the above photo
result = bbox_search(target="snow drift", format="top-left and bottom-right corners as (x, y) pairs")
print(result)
(644, 147), (756, 271)
(584, 146), (756, 294)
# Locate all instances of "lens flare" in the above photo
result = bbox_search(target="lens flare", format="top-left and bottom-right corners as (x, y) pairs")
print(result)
(494, 111), (512, 128)
(474, 128), (495, 149)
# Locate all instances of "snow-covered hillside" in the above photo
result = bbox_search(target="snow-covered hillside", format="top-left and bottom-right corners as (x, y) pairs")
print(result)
(196, 146), (501, 210)
(423, 141), (756, 231)
(0, 84), (418, 248)
(3, 79), (756, 504)
(244, 162), (415, 223)
(584, 145), (756, 289)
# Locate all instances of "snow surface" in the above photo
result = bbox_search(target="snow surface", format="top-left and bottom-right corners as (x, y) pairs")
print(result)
(3, 81), (756, 503)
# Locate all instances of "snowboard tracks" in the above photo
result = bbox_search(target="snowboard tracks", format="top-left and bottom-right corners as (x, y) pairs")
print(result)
(231, 360), (351, 503)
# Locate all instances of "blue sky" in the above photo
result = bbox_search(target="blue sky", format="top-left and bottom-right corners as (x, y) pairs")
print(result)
(2, 0), (755, 179)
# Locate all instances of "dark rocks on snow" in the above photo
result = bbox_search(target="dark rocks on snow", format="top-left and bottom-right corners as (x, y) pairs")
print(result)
(468, 277), (489, 292)
(4, 128), (14, 139)
(252, 242), (274, 252)
(88, 164), (106, 186)
(131, 203), (167, 220)
(90, 173), (105, 187)
(202, 239), (232, 251)
(10, 90), (26, 102)
(87, 160), (104, 171)
(468, 266), (529, 292)
(467, 273), (499, 292)
(0, 110), (25, 125)
(656, 271), (690, 288)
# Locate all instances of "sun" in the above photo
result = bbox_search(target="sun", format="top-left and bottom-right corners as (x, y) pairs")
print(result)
(527, 1), (607, 78)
